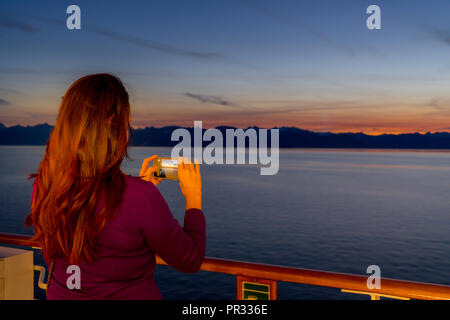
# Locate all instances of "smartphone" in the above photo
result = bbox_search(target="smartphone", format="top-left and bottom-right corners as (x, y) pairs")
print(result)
(153, 157), (179, 180)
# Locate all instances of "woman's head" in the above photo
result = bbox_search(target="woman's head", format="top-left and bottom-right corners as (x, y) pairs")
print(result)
(57, 73), (131, 177)
(27, 73), (131, 264)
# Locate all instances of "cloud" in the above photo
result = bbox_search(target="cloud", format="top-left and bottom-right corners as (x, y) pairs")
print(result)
(428, 98), (450, 114)
(0, 98), (11, 106)
(181, 96), (376, 119)
(0, 88), (22, 95)
(430, 28), (450, 46)
(27, 16), (223, 61)
(24, 15), (301, 75)
(92, 28), (222, 60)
(2, 13), (295, 79)
(0, 16), (37, 33)
(184, 92), (243, 108)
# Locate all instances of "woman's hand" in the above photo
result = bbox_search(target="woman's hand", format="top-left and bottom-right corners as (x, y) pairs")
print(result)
(178, 157), (202, 211)
(140, 155), (162, 186)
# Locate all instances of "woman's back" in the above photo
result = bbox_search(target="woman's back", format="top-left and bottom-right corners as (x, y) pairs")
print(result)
(43, 174), (206, 299)
(27, 73), (205, 299)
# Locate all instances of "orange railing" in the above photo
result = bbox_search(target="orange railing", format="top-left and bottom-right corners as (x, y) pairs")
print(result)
(1, 232), (450, 300)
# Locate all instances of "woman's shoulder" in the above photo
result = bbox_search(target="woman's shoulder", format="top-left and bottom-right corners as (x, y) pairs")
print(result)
(121, 174), (168, 221)
(124, 174), (157, 195)
(114, 174), (160, 216)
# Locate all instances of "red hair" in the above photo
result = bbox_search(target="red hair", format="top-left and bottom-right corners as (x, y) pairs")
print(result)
(26, 73), (131, 264)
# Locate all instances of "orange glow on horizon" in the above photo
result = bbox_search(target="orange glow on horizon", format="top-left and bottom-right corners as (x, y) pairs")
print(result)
(2, 96), (450, 136)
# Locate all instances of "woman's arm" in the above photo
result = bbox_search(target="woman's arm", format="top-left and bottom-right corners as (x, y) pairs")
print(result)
(138, 158), (205, 273)
(139, 184), (206, 273)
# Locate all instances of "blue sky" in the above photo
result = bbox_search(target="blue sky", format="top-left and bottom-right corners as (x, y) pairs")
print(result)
(1, 0), (450, 133)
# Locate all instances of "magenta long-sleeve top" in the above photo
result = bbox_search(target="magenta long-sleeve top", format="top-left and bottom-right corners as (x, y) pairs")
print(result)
(31, 174), (206, 299)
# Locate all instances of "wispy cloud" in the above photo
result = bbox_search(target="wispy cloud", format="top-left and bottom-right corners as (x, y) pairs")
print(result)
(430, 28), (450, 46)
(92, 27), (222, 60)
(0, 67), (167, 79)
(184, 92), (243, 108)
(0, 88), (22, 95)
(27, 16), (223, 61)
(428, 98), (450, 115)
(24, 15), (296, 76)
(0, 98), (11, 106)
(0, 16), (37, 33)
(3, 13), (302, 80)
(0, 67), (72, 75)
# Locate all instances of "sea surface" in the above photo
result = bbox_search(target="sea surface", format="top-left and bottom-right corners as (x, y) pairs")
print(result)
(1, 146), (449, 299)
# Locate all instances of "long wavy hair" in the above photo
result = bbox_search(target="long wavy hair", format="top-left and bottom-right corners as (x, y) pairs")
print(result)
(26, 73), (132, 264)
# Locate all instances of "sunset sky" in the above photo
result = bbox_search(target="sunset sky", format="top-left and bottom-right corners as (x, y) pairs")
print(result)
(1, 0), (450, 134)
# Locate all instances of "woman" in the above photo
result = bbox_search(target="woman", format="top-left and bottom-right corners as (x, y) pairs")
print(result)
(26, 73), (205, 299)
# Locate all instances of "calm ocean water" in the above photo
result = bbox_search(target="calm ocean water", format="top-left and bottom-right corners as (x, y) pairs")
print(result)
(1, 146), (449, 299)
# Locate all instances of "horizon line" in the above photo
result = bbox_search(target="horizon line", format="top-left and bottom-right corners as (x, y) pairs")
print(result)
(1, 121), (450, 137)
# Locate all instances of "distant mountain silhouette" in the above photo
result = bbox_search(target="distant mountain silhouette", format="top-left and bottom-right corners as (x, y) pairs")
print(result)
(2, 122), (450, 149)
(0, 123), (53, 145)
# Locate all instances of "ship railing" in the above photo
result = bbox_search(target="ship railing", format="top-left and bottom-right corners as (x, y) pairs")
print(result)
(1, 232), (449, 300)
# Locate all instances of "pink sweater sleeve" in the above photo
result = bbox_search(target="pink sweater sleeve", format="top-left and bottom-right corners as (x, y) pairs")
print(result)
(138, 183), (206, 273)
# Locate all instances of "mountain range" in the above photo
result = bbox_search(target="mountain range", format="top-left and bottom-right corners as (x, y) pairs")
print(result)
(1, 122), (450, 149)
